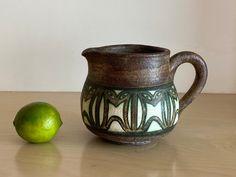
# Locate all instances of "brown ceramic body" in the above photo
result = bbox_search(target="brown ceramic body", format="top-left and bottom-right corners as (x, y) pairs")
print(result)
(81, 44), (208, 145)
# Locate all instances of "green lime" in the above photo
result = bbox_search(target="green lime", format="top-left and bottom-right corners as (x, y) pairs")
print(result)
(13, 102), (62, 143)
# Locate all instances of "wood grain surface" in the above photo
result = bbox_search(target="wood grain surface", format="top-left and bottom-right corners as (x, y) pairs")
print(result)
(0, 92), (235, 177)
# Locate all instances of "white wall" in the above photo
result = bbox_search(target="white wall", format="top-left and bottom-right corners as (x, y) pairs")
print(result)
(0, 0), (235, 93)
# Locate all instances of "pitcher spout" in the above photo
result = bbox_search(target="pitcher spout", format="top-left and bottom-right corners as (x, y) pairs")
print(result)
(82, 48), (98, 58)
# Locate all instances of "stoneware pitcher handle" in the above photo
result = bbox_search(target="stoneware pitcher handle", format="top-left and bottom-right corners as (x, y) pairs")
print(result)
(170, 51), (208, 113)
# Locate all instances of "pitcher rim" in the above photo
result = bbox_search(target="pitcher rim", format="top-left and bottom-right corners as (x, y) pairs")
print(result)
(82, 44), (170, 57)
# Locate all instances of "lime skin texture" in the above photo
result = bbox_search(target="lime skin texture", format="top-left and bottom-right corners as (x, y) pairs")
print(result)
(13, 102), (62, 143)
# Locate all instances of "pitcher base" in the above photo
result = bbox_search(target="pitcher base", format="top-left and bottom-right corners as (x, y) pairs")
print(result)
(86, 125), (175, 145)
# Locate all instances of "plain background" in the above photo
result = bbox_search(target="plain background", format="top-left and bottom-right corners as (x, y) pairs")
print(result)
(0, 0), (235, 93)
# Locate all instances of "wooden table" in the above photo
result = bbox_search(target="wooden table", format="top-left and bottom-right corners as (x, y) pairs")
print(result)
(0, 92), (236, 177)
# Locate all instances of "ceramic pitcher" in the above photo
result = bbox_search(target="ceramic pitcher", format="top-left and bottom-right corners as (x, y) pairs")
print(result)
(81, 44), (208, 145)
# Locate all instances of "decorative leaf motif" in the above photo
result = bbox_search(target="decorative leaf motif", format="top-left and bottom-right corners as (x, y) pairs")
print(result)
(118, 92), (129, 100)
(139, 92), (152, 101)
(104, 90), (129, 107)
(81, 81), (179, 133)
(83, 84), (97, 101)
(138, 91), (162, 106)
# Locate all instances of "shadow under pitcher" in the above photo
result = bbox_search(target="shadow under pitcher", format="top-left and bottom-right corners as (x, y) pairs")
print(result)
(81, 44), (208, 145)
